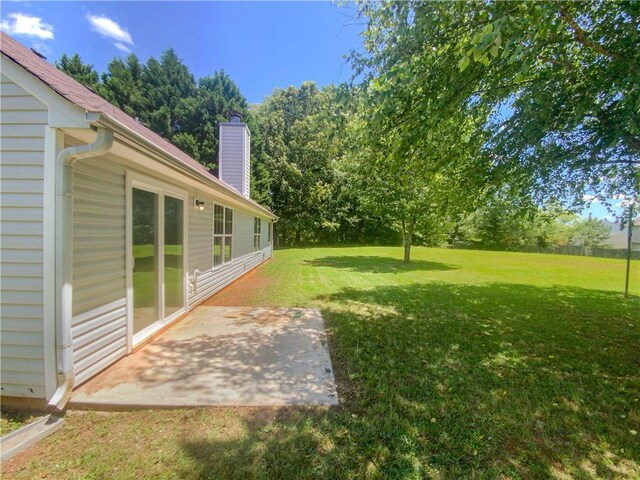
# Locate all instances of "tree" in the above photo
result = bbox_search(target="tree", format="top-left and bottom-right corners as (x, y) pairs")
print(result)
(100, 54), (146, 119)
(55, 49), (251, 175)
(570, 216), (611, 248)
(253, 82), (350, 246)
(349, 88), (490, 261)
(174, 70), (249, 169)
(142, 49), (196, 140)
(352, 1), (639, 219)
(55, 53), (100, 91)
(459, 1), (640, 209)
(458, 199), (576, 250)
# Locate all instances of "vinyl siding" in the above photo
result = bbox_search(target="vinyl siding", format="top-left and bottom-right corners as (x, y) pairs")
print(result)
(219, 124), (249, 197)
(69, 154), (271, 386)
(71, 158), (128, 386)
(188, 196), (272, 306)
(243, 130), (250, 197)
(0, 74), (47, 398)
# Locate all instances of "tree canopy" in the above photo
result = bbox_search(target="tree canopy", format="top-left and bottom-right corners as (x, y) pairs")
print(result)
(55, 53), (100, 92)
(352, 0), (639, 210)
(57, 49), (248, 171)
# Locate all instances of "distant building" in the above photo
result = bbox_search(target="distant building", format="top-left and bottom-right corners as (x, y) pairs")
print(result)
(602, 217), (640, 251)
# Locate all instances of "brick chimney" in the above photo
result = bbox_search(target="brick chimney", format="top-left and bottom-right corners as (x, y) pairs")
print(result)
(218, 110), (250, 198)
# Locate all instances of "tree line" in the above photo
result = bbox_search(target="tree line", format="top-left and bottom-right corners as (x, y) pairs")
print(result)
(57, 1), (638, 259)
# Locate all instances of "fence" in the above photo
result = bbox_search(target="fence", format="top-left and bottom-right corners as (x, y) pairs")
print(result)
(452, 242), (640, 260)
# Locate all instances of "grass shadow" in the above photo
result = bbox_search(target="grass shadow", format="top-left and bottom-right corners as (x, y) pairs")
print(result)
(176, 282), (639, 479)
(304, 255), (457, 274)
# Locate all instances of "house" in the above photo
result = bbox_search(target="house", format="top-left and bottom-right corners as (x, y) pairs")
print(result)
(602, 218), (640, 252)
(0, 33), (277, 409)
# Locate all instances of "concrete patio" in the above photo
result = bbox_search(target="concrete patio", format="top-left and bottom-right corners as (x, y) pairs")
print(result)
(70, 306), (338, 409)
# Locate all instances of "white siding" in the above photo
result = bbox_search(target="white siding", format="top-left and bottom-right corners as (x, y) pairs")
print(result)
(189, 199), (212, 275)
(69, 155), (271, 386)
(0, 74), (48, 398)
(219, 124), (250, 198)
(0, 72), (273, 396)
(235, 209), (256, 258)
(71, 158), (127, 386)
(244, 130), (250, 197)
(188, 195), (272, 306)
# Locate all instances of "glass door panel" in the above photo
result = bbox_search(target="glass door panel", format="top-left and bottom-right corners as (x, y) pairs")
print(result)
(132, 188), (158, 334)
(164, 196), (184, 318)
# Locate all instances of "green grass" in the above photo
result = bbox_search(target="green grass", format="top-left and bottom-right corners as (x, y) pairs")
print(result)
(0, 409), (37, 436)
(133, 244), (183, 308)
(5, 247), (639, 479)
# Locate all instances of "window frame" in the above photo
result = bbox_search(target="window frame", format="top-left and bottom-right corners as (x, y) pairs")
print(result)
(125, 171), (188, 352)
(213, 204), (233, 267)
(254, 217), (262, 251)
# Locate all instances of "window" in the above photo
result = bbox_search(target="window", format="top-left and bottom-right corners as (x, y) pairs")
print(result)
(224, 208), (233, 263)
(254, 217), (261, 251)
(214, 204), (233, 266)
(268, 221), (272, 244)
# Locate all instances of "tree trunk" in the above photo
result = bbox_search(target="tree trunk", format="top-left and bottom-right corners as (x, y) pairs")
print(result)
(295, 229), (302, 246)
(403, 235), (412, 262)
(401, 218), (412, 263)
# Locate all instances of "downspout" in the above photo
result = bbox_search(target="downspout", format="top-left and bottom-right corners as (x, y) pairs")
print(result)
(272, 217), (279, 250)
(48, 127), (114, 410)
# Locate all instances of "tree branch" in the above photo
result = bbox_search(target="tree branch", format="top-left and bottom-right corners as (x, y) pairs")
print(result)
(602, 159), (640, 165)
(559, 8), (624, 63)
(594, 106), (640, 154)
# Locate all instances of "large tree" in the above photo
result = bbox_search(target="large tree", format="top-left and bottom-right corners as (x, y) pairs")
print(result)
(56, 49), (249, 173)
(173, 70), (249, 170)
(100, 54), (146, 119)
(570, 216), (612, 249)
(353, 1), (639, 219)
(253, 82), (353, 245)
(55, 53), (100, 92)
(141, 49), (197, 140)
(350, 93), (490, 261)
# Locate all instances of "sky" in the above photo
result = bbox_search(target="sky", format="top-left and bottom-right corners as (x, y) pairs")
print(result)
(0, 1), (364, 103)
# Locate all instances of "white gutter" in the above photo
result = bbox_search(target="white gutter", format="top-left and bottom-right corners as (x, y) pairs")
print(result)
(62, 127), (114, 167)
(49, 126), (114, 410)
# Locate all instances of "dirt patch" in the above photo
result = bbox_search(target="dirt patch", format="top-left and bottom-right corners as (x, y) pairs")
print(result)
(203, 262), (275, 306)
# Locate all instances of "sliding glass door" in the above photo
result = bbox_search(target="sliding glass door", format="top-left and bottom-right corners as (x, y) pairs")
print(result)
(164, 196), (184, 318)
(130, 181), (186, 344)
(132, 188), (159, 335)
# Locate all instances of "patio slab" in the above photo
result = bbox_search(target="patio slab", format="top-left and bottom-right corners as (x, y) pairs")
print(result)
(70, 306), (338, 409)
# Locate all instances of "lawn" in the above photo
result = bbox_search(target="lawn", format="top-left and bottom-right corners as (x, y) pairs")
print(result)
(4, 247), (639, 479)
(132, 244), (183, 309)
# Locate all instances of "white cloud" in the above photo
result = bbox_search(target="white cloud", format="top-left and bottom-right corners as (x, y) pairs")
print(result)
(582, 194), (600, 203)
(113, 42), (131, 53)
(86, 13), (133, 51)
(0, 13), (54, 40)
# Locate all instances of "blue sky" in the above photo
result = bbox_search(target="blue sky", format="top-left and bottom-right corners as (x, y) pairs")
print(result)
(1, 1), (363, 103)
